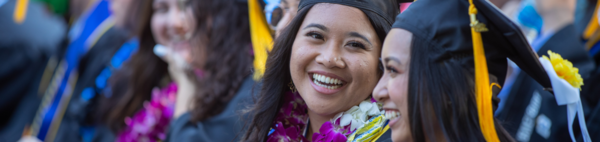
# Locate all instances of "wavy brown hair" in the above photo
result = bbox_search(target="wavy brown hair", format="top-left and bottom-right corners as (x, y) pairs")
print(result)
(188, 0), (252, 122)
(96, 0), (252, 132)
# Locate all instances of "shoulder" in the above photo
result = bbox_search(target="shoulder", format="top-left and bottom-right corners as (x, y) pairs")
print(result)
(165, 76), (259, 142)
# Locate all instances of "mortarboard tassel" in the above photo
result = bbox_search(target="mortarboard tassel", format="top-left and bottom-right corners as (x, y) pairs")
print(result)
(248, 0), (274, 80)
(13, 0), (28, 24)
(468, 0), (500, 141)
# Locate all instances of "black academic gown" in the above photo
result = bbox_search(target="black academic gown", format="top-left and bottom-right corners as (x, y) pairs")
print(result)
(53, 26), (130, 142)
(165, 76), (259, 142)
(575, 1), (600, 140)
(496, 24), (596, 142)
(0, 0), (67, 141)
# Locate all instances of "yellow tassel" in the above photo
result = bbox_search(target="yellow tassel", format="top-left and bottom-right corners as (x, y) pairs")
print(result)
(468, 0), (499, 141)
(583, 1), (600, 40)
(13, 0), (28, 24)
(248, 0), (274, 80)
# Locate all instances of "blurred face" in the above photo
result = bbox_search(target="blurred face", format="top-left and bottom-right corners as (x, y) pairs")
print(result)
(275, 0), (300, 37)
(373, 29), (412, 142)
(290, 3), (381, 118)
(151, 0), (197, 62)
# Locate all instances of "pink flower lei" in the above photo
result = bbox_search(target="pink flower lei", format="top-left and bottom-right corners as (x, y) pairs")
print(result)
(116, 82), (177, 142)
(267, 92), (379, 142)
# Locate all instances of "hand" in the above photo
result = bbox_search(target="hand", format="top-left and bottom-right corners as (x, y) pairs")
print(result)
(154, 44), (196, 118)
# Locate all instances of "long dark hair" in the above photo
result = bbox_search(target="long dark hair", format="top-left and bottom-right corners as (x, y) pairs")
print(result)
(188, 0), (252, 122)
(242, 4), (393, 141)
(96, 0), (252, 132)
(406, 37), (514, 142)
(94, 0), (162, 132)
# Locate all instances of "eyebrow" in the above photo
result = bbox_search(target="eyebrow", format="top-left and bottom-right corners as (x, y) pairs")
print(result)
(384, 57), (401, 65)
(348, 32), (372, 45)
(303, 23), (328, 32)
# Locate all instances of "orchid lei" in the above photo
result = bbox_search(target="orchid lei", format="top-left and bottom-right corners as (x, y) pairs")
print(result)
(116, 82), (177, 142)
(267, 92), (383, 142)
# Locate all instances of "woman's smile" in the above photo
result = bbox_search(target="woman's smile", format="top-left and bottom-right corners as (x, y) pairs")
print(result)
(308, 71), (348, 95)
(384, 109), (401, 128)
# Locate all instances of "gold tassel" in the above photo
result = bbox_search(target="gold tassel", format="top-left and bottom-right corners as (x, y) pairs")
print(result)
(13, 0), (28, 24)
(468, 0), (499, 141)
(583, 1), (600, 40)
(248, 0), (274, 80)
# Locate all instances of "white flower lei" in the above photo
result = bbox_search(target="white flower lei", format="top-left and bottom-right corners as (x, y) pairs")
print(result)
(331, 99), (382, 131)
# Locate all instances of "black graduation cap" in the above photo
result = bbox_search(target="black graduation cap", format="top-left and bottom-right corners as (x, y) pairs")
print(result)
(390, 0), (553, 141)
(298, 0), (397, 25)
(393, 0), (552, 89)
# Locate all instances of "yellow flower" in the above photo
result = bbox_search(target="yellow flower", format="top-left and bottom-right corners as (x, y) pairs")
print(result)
(542, 50), (584, 90)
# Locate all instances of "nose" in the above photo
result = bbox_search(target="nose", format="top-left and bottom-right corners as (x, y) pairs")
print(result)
(315, 42), (346, 69)
(168, 8), (190, 40)
(373, 75), (389, 102)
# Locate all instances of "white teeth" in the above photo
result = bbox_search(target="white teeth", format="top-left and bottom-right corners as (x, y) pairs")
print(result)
(312, 73), (343, 90)
(312, 73), (343, 85)
(385, 110), (400, 120)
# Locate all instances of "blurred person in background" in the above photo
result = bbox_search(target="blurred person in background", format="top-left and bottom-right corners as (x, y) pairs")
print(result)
(271, 0), (299, 37)
(0, 0), (67, 141)
(577, 0), (600, 140)
(163, 0), (263, 141)
(8, 0), (151, 141)
(90, 0), (261, 141)
(495, 0), (596, 141)
(51, 0), (152, 141)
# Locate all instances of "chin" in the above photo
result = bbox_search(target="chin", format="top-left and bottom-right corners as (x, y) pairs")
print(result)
(391, 130), (412, 142)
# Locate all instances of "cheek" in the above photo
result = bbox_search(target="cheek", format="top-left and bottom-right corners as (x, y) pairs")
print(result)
(289, 41), (313, 85)
(389, 73), (412, 141)
(348, 58), (379, 94)
(388, 74), (409, 112)
(185, 9), (197, 31)
(151, 15), (168, 45)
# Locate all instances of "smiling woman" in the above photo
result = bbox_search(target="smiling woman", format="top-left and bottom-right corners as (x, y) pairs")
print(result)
(372, 0), (563, 141)
(243, 0), (398, 141)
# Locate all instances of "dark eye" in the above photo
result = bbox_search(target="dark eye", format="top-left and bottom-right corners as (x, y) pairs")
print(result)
(386, 65), (398, 74)
(306, 32), (324, 40)
(153, 4), (168, 13)
(346, 41), (366, 49)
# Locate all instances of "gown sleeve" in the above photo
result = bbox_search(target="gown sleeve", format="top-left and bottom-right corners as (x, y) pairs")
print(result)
(165, 76), (258, 142)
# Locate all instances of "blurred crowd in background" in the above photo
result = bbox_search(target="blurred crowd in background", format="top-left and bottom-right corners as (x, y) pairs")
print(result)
(0, 0), (600, 141)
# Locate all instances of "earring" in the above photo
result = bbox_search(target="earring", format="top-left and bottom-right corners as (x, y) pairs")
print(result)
(288, 81), (297, 93)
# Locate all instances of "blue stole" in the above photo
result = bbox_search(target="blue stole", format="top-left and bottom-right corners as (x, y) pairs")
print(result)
(79, 38), (138, 142)
(30, 0), (113, 141)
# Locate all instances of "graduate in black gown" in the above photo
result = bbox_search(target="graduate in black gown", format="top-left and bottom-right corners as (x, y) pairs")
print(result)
(162, 0), (262, 141)
(0, 0), (67, 141)
(376, 0), (590, 141)
(494, 0), (597, 141)
(575, 0), (600, 140)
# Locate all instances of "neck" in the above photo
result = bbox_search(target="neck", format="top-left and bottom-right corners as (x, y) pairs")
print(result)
(306, 109), (337, 137)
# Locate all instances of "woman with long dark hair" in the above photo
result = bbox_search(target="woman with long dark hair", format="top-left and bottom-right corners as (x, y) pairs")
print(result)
(373, 0), (588, 141)
(243, 0), (398, 141)
(93, 0), (255, 141)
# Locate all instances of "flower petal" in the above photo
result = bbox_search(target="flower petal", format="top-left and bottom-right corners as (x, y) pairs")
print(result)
(367, 104), (381, 116)
(319, 121), (334, 134)
(346, 106), (359, 114)
(350, 119), (359, 131)
(359, 101), (372, 112)
(340, 114), (352, 127)
(332, 131), (348, 142)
